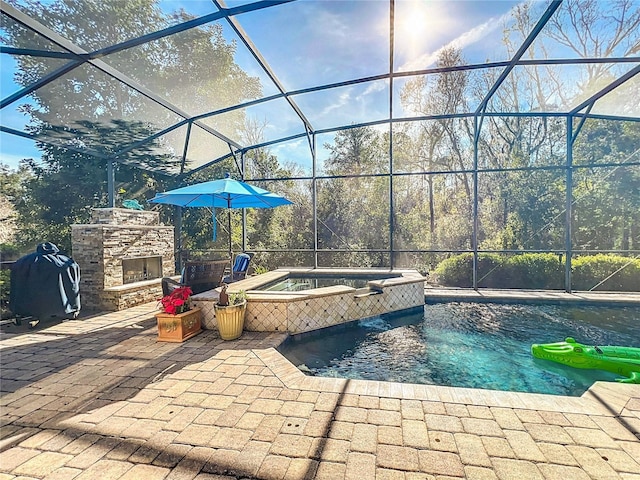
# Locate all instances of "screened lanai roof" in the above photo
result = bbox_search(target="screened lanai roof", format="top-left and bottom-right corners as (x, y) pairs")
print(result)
(1, 0), (639, 176)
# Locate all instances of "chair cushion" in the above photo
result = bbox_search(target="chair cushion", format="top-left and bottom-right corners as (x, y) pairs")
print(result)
(234, 254), (250, 273)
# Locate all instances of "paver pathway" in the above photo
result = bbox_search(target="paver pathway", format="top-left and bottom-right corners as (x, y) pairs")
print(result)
(1, 303), (639, 479)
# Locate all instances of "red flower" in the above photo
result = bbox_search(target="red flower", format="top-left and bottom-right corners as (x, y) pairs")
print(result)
(159, 286), (193, 314)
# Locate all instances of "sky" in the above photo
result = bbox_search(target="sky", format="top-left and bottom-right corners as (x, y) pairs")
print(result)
(1, 0), (535, 171)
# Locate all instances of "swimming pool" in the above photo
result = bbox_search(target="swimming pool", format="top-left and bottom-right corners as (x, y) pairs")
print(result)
(277, 302), (639, 396)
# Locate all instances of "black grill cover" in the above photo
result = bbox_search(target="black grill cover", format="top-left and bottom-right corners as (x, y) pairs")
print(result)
(9, 242), (81, 319)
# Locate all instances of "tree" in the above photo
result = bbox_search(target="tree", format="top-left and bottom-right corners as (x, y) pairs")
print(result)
(322, 126), (386, 176)
(399, 47), (473, 248)
(0, 163), (28, 246)
(572, 119), (640, 251)
(235, 118), (313, 268)
(471, 0), (639, 252)
(317, 127), (390, 267)
(547, 0), (640, 86)
(3, 0), (261, 251)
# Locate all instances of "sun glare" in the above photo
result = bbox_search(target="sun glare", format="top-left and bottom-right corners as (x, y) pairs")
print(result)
(399, 7), (428, 39)
(395, 0), (436, 61)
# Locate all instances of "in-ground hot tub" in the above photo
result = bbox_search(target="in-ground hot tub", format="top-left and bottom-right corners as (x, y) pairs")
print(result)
(191, 268), (426, 334)
(256, 271), (401, 291)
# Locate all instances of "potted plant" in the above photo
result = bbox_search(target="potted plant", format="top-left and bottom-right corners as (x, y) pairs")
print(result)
(155, 286), (202, 342)
(214, 284), (248, 340)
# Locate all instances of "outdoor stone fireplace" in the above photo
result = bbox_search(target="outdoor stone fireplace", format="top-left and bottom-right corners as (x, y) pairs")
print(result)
(71, 208), (175, 311)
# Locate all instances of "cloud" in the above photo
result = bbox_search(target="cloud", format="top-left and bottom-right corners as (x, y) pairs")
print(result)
(360, 80), (388, 98)
(271, 138), (312, 173)
(272, 138), (304, 154)
(314, 79), (386, 119)
(319, 89), (354, 117)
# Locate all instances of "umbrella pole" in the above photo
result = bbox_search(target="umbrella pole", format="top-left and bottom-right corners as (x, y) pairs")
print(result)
(228, 208), (232, 280)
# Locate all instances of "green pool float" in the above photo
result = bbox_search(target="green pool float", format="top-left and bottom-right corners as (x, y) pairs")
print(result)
(531, 337), (640, 384)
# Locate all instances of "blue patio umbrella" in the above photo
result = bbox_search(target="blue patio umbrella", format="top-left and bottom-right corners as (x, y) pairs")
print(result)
(150, 175), (292, 273)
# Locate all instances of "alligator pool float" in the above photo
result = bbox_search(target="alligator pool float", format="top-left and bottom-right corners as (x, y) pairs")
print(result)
(531, 337), (640, 384)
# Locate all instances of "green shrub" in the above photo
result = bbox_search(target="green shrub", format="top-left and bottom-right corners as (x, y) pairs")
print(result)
(0, 244), (19, 316)
(572, 254), (640, 291)
(476, 254), (505, 288)
(0, 243), (22, 260)
(0, 268), (9, 292)
(433, 253), (474, 287)
(502, 253), (564, 290)
(252, 265), (269, 275)
(435, 253), (564, 289)
(434, 253), (505, 288)
(0, 269), (10, 318)
(434, 252), (639, 291)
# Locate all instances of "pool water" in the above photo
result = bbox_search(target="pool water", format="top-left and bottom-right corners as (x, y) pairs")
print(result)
(259, 275), (394, 291)
(277, 302), (640, 396)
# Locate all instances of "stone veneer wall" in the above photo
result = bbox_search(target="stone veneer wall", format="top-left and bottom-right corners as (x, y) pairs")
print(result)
(238, 282), (425, 333)
(71, 208), (174, 311)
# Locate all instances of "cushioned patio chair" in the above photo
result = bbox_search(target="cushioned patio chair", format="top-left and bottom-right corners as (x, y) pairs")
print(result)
(162, 259), (228, 295)
(222, 252), (254, 284)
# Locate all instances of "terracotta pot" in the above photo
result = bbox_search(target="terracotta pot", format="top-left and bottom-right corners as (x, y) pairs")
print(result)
(155, 307), (202, 342)
(214, 300), (247, 340)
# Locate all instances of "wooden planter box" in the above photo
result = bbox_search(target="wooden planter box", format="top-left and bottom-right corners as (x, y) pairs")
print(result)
(155, 307), (202, 342)
(214, 301), (247, 340)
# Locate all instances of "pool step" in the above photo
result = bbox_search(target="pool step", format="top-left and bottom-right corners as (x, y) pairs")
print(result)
(354, 288), (383, 299)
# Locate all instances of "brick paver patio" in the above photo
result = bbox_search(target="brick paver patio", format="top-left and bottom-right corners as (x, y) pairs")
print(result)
(1, 301), (639, 479)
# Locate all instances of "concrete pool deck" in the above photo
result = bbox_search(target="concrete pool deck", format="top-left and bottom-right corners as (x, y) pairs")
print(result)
(1, 289), (639, 479)
(425, 287), (640, 306)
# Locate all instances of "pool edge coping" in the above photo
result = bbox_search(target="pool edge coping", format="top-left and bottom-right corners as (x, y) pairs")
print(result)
(254, 346), (637, 417)
(425, 287), (640, 307)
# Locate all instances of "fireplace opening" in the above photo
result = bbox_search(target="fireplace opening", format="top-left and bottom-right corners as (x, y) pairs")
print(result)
(122, 256), (162, 284)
